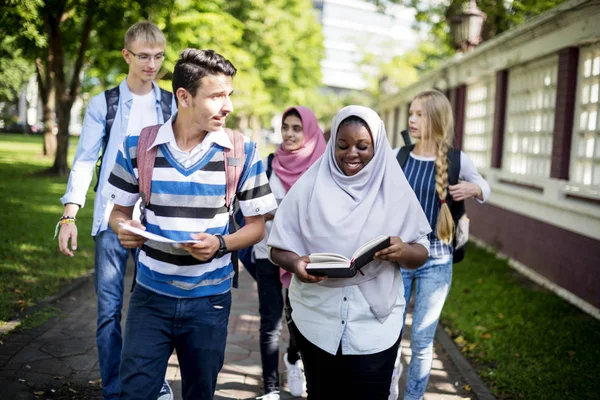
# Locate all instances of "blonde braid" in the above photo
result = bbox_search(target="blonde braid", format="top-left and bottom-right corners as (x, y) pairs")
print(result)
(435, 139), (454, 244)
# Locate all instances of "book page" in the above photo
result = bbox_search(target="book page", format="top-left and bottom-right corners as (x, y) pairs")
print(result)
(352, 235), (390, 260)
(309, 253), (350, 264)
(118, 223), (201, 244)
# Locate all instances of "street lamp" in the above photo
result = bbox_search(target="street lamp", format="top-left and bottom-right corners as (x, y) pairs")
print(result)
(450, 0), (487, 53)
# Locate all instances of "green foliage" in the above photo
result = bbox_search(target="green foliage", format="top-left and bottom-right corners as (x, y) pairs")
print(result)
(441, 245), (600, 399)
(0, 134), (95, 323)
(0, 36), (34, 102)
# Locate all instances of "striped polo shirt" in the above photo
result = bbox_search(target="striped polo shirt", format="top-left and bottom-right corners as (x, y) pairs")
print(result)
(103, 121), (277, 298)
(402, 153), (452, 258)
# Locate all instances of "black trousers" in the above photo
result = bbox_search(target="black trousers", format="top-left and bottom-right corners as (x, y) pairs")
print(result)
(291, 320), (401, 400)
(256, 258), (301, 392)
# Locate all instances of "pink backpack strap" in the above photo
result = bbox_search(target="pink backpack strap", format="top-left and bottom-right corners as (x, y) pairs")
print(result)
(223, 128), (246, 210)
(136, 125), (161, 206)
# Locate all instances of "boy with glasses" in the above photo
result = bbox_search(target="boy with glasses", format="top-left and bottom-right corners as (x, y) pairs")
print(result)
(57, 21), (176, 400)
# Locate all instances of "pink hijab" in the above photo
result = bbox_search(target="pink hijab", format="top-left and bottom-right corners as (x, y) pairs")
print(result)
(272, 106), (326, 192)
(273, 106), (326, 287)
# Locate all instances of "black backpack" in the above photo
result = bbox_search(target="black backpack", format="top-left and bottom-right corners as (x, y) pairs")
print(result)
(396, 145), (467, 263)
(93, 85), (173, 191)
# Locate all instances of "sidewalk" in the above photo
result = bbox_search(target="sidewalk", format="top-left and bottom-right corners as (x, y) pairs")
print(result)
(0, 266), (476, 400)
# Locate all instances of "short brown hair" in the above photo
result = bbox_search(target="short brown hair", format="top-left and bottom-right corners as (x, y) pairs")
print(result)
(124, 21), (166, 48)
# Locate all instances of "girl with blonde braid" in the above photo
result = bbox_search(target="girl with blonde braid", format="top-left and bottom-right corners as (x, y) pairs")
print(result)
(392, 89), (490, 400)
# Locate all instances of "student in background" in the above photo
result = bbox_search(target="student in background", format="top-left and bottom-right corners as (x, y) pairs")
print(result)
(268, 105), (431, 399)
(393, 89), (490, 400)
(57, 21), (176, 400)
(252, 106), (326, 400)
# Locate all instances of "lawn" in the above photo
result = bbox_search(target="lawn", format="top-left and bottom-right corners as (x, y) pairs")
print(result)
(0, 133), (96, 325)
(441, 244), (600, 399)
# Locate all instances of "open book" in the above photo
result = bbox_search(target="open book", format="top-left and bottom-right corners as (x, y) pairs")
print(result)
(118, 223), (200, 244)
(306, 236), (391, 278)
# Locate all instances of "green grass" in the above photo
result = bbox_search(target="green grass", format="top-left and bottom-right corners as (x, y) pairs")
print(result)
(441, 244), (600, 399)
(0, 133), (95, 325)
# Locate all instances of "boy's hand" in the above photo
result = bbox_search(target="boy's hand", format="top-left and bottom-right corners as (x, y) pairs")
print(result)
(179, 233), (220, 262)
(294, 255), (327, 283)
(117, 220), (148, 248)
(58, 223), (78, 257)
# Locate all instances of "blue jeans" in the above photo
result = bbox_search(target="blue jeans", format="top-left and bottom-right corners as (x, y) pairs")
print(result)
(401, 255), (453, 400)
(119, 285), (231, 400)
(94, 228), (136, 400)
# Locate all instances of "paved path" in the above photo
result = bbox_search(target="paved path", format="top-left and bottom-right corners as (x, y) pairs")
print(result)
(0, 266), (475, 399)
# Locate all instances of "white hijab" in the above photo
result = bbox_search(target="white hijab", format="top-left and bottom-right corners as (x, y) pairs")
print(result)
(268, 105), (431, 322)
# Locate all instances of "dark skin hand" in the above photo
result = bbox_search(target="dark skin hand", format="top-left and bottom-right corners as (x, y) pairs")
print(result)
(373, 236), (428, 269)
(270, 248), (327, 284)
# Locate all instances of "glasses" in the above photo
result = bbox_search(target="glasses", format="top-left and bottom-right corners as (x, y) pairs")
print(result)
(126, 49), (165, 63)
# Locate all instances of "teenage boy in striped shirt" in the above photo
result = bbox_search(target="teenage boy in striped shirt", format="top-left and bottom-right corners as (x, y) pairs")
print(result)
(103, 49), (277, 400)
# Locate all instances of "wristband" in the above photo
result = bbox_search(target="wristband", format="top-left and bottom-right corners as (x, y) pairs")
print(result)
(54, 216), (77, 239)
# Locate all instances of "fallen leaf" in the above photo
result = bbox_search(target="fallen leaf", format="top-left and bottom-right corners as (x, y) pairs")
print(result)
(498, 313), (505, 319)
(567, 350), (576, 357)
(464, 384), (472, 392)
(88, 378), (102, 385)
(454, 336), (466, 345)
(514, 352), (521, 357)
(475, 325), (487, 331)
(480, 333), (493, 340)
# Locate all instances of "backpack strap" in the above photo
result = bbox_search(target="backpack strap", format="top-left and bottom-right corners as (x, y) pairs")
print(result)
(104, 86), (120, 144)
(400, 129), (412, 146)
(93, 86), (120, 192)
(159, 89), (173, 123)
(266, 153), (274, 179)
(136, 125), (162, 207)
(396, 144), (415, 168)
(223, 129), (246, 210)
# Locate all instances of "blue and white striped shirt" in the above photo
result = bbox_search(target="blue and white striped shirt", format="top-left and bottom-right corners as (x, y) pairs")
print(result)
(398, 150), (491, 259)
(103, 118), (277, 298)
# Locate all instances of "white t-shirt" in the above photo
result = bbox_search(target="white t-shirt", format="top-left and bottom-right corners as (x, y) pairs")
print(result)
(127, 91), (158, 136)
(128, 91), (158, 221)
(253, 168), (286, 260)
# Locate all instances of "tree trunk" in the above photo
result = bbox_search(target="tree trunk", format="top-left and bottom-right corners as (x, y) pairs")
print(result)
(37, 54), (57, 157)
(52, 98), (71, 176)
(47, 0), (95, 176)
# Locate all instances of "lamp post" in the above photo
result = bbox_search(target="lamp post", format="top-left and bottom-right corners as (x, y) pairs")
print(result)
(450, 0), (486, 53)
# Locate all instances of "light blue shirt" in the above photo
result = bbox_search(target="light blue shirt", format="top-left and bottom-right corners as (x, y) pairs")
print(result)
(289, 275), (408, 356)
(60, 79), (177, 236)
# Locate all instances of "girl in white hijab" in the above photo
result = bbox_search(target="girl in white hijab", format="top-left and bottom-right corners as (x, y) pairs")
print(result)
(268, 106), (431, 399)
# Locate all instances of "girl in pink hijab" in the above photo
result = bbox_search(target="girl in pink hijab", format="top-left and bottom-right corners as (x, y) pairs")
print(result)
(252, 106), (326, 399)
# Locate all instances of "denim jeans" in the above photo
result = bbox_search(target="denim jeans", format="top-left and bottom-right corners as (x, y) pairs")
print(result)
(255, 258), (301, 393)
(94, 228), (135, 400)
(400, 255), (452, 400)
(119, 285), (231, 400)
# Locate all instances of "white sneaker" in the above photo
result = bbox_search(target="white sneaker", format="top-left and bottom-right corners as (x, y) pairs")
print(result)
(257, 391), (280, 400)
(157, 380), (173, 400)
(283, 353), (306, 397)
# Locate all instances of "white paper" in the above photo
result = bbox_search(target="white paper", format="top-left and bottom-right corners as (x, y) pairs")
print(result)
(118, 223), (201, 244)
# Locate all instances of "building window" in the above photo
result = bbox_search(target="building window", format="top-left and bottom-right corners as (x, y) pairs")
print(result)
(572, 42), (600, 186)
(504, 55), (558, 176)
(464, 78), (495, 169)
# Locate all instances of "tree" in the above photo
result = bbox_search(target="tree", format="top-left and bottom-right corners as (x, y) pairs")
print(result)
(376, 0), (568, 55)
(223, 0), (325, 117)
(4, 0), (170, 175)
